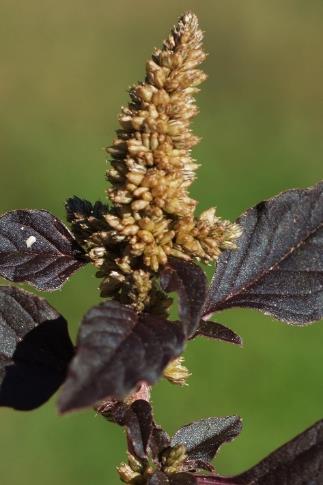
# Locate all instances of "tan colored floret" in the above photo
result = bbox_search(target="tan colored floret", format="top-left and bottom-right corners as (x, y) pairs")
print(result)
(163, 356), (191, 386)
(68, 12), (241, 313)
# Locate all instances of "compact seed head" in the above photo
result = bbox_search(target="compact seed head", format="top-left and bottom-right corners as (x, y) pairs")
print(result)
(67, 12), (241, 312)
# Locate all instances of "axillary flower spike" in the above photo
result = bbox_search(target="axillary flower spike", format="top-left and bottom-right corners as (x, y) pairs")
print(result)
(66, 12), (241, 312)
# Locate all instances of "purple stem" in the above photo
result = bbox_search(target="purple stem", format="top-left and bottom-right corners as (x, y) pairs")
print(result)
(196, 477), (240, 485)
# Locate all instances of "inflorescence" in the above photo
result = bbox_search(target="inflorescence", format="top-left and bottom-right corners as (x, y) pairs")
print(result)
(66, 12), (241, 313)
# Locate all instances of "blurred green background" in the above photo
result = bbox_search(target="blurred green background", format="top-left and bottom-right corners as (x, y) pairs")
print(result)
(1, 0), (323, 483)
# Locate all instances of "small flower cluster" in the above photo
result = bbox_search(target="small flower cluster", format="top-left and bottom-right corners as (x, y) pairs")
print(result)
(117, 445), (188, 484)
(67, 12), (241, 312)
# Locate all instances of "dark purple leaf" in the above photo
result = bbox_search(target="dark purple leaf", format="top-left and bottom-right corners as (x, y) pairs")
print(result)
(191, 420), (323, 484)
(0, 286), (74, 410)
(161, 258), (208, 338)
(192, 321), (242, 346)
(58, 301), (185, 413)
(0, 209), (87, 291)
(231, 419), (323, 484)
(150, 422), (171, 461)
(100, 399), (153, 460)
(99, 397), (168, 462)
(203, 182), (323, 324)
(130, 400), (154, 458)
(148, 471), (170, 484)
(171, 416), (242, 464)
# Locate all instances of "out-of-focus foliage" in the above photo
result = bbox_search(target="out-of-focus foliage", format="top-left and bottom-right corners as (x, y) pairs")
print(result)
(0, 1), (322, 483)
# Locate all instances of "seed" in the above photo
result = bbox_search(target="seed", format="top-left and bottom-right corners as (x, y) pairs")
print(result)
(150, 133), (159, 150)
(131, 199), (150, 211)
(141, 191), (153, 202)
(122, 225), (139, 236)
(151, 254), (159, 272)
(131, 117), (145, 130)
(158, 246), (167, 265)
(159, 231), (175, 245)
(128, 144), (149, 155)
(126, 172), (145, 185)
(90, 247), (106, 258)
(137, 230), (154, 243)
(138, 218), (155, 231)
(133, 187), (149, 197)
(136, 84), (155, 102)
(105, 214), (122, 229)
